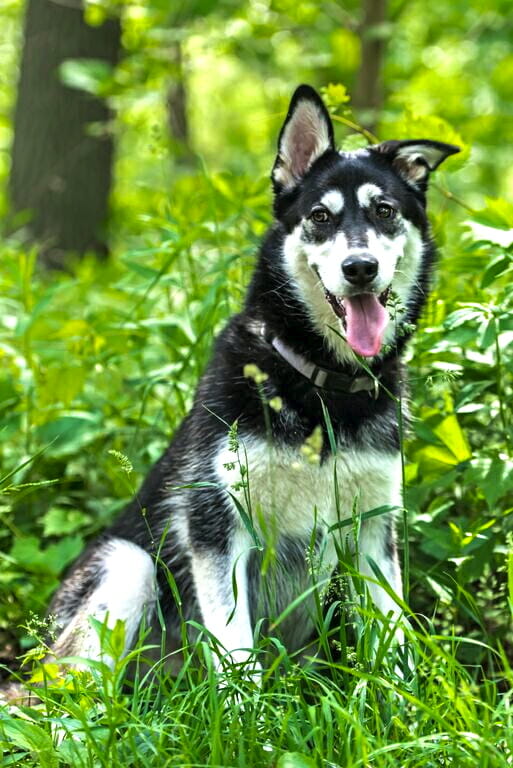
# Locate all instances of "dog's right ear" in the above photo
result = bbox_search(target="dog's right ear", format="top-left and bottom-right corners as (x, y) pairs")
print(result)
(272, 85), (335, 193)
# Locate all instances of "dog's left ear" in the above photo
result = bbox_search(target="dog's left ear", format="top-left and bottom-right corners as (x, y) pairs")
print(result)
(272, 85), (335, 192)
(372, 139), (460, 189)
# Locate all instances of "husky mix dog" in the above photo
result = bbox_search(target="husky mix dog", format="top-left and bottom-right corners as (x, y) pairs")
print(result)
(43, 85), (459, 675)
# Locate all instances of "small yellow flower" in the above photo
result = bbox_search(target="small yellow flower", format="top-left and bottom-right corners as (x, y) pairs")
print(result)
(243, 363), (269, 384)
(323, 83), (350, 109)
(300, 425), (323, 465)
(268, 396), (283, 412)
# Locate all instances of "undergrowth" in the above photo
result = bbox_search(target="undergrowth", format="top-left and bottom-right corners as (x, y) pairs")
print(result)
(1, 167), (513, 766)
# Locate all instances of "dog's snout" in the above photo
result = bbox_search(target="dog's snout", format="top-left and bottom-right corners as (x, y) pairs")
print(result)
(342, 255), (379, 286)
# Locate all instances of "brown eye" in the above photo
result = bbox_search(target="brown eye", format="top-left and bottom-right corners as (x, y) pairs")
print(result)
(376, 203), (395, 219)
(310, 208), (329, 223)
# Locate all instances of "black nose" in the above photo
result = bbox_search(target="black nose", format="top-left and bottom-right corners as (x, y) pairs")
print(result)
(342, 255), (379, 286)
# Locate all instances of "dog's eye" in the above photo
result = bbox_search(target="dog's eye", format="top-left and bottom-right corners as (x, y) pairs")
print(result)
(310, 208), (330, 223)
(376, 203), (395, 219)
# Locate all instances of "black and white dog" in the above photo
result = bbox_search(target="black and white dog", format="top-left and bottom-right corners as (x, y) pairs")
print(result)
(46, 86), (459, 674)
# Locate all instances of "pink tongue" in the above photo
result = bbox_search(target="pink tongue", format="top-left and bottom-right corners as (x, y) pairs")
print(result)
(343, 294), (388, 357)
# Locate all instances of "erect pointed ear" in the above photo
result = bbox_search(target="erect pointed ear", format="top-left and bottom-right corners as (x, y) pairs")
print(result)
(272, 85), (335, 192)
(372, 139), (460, 189)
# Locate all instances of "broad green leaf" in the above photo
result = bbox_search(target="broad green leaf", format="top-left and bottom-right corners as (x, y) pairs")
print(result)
(477, 318), (497, 350)
(36, 413), (104, 457)
(466, 458), (513, 509)
(444, 306), (486, 329)
(418, 444), (462, 468)
(0, 720), (58, 768)
(41, 507), (91, 537)
(432, 413), (472, 463)
(57, 740), (89, 766)
(481, 256), (513, 289)
(471, 197), (513, 229)
(9, 535), (83, 575)
(36, 365), (86, 410)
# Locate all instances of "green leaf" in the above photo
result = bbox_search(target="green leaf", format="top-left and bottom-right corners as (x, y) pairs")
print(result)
(477, 318), (497, 350)
(0, 720), (58, 768)
(418, 444), (462, 469)
(227, 491), (263, 551)
(122, 258), (161, 279)
(9, 535), (83, 575)
(57, 740), (89, 766)
(472, 198), (513, 229)
(109, 618), (127, 660)
(38, 366), (86, 409)
(41, 507), (91, 537)
(329, 505), (401, 532)
(481, 255), (513, 289)
(432, 413), (472, 463)
(59, 58), (114, 96)
(277, 753), (316, 768)
(444, 306), (486, 329)
(466, 458), (513, 509)
(36, 413), (104, 457)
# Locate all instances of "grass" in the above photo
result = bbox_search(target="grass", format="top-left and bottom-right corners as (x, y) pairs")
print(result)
(2, 605), (513, 767)
(1, 168), (513, 766)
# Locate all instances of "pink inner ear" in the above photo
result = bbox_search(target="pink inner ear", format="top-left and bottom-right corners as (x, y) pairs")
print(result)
(276, 100), (331, 187)
(291, 139), (319, 179)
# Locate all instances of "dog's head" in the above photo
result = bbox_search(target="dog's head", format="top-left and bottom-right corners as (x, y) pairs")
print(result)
(271, 85), (459, 360)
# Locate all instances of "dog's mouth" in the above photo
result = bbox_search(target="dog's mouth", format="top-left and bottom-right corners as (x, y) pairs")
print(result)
(324, 286), (391, 358)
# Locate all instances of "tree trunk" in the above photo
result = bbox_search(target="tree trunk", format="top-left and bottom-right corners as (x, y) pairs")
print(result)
(353, 0), (388, 133)
(166, 40), (194, 166)
(9, 0), (121, 268)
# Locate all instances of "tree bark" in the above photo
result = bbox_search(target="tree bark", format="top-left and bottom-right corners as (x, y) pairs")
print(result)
(166, 39), (194, 166)
(9, 0), (121, 268)
(353, 0), (388, 133)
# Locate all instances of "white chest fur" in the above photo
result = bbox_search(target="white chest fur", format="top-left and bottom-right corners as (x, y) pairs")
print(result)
(214, 435), (402, 540)
(209, 434), (404, 648)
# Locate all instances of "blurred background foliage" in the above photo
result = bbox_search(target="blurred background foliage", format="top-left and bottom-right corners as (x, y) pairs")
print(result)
(0, 0), (512, 675)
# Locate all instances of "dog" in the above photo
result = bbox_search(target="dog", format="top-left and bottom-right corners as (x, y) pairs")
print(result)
(38, 85), (459, 679)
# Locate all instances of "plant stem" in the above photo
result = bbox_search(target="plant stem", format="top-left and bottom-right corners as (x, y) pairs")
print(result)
(494, 316), (511, 455)
(432, 181), (475, 213)
(331, 114), (378, 144)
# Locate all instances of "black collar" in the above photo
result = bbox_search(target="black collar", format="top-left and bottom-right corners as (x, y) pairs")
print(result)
(247, 320), (381, 398)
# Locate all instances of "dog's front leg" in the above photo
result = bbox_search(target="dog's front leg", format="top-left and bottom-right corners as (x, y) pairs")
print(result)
(359, 512), (417, 680)
(358, 513), (403, 619)
(357, 512), (411, 675)
(189, 530), (258, 674)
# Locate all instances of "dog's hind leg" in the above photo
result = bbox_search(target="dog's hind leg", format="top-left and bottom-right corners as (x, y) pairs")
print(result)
(48, 537), (157, 666)
(1, 538), (157, 704)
